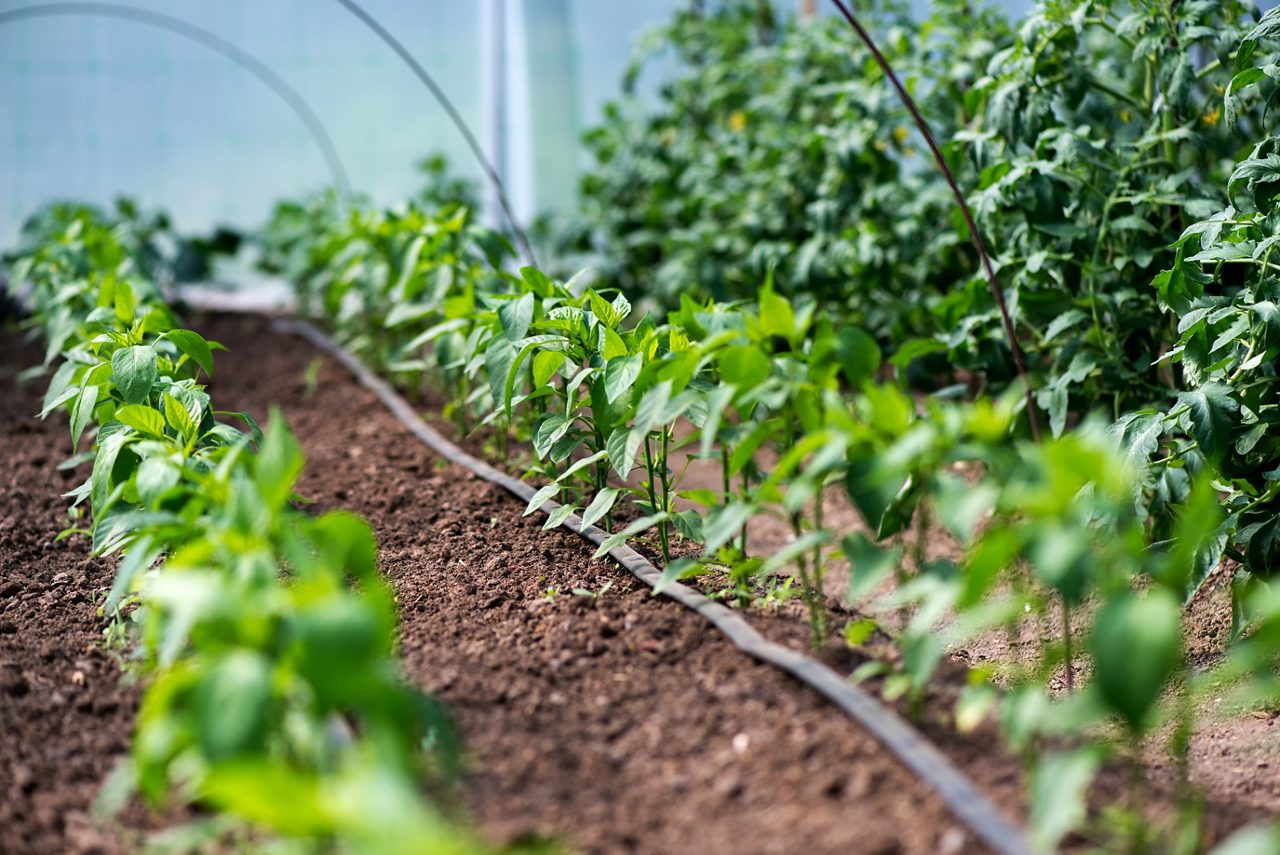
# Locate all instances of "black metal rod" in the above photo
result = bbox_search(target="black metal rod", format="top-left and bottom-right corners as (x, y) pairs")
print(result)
(332, 0), (538, 267)
(0, 2), (353, 197)
(827, 0), (1042, 441)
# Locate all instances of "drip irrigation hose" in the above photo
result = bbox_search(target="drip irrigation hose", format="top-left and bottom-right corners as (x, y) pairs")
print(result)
(330, 0), (538, 269)
(826, 0), (1042, 442)
(0, 2), (352, 199)
(272, 316), (1036, 855)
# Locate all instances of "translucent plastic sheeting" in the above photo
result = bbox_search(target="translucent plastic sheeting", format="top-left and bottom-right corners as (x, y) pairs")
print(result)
(2, 0), (1059, 244)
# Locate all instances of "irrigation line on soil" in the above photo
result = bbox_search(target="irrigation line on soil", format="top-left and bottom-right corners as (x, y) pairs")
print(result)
(330, 0), (538, 269)
(273, 317), (1036, 855)
(0, 2), (352, 198)
(826, 0), (1042, 442)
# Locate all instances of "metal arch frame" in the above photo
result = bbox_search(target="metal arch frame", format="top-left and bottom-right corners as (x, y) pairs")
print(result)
(826, 0), (1041, 441)
(331, 0), (537, 268)
(0, 2), (353, 197)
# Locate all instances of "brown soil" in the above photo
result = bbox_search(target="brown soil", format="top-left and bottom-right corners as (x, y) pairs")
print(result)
(0, 331), (138, 855)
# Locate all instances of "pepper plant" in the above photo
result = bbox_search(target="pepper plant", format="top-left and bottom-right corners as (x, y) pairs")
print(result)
(5, 204), (479, 854)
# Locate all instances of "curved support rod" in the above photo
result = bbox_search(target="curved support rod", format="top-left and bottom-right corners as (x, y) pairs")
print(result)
(827, 0), (1041, 441)
(331, 0), (538, 268)
(0, 2), (352, 198)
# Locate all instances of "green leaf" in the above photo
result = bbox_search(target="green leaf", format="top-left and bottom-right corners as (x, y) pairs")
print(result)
(163, 392), (197, 441)
(91, 432), (130, 510)
(602, 326), (628, 359)
(533, 415), (572, 459)
(484, 336), (516, 410)
(1043, 310), (1086, 344)
(604, 354), (643, 404)
(1029, 525), (1090, 605)
(134, 455), (179, 504)
(1239, 514), (1280, 579)
(520, 266), (559, 298)
(889, 338), (947, 370)
(580, 487), (622, 530)
(1089, 590), (1183, 732)
(1177, 382), (1238, 465)
(1162, 477), (1226, 597)
(702, 502), (754, 554)
(633, 380), (672, 436)
(834, 327), (880, 387)
(652, 557), (700, 595)
(199, 763), (324, 837)
(1041, 383), (1068, 439)
(256, 409), (304, 508)
(543, 503), (577, 531)
(611, 292), (632, 324)
(699, 385), (736, 458)
(588, 290), (621, 328)
(104, 535), (160, 613)
(1208, 825), (1280, 855)
(1029, 749), (1101, 850)
(196, 650), (273, 760)
(41, 360), (79, 418)
(718, 345), (770, 390)
(933, 475), (998, 545)
(498, 292), (535, 341)
(114, 404), (167, 438)
(69, 381), (99, 450)
(164, 329), (215, 377)
(592, 512), (670, 557)
(111, 345), (158, 405)
(554, 449), (607, 482)
(607, 427), (644, 479)
(843, 533), (901, 601)
(757, 283), (795, 341)
(1110, 411), (1164, 479)
(532, 350), (564, 388)
(524, 483), (561, 516)
(385, 301), (435, 329)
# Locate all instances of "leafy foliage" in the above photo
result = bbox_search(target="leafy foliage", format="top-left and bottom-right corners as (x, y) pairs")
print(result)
(575, 0), (1006, 346)
(4, 204), (479, 854)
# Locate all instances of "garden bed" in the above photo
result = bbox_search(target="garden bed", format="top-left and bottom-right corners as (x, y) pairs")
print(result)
(3, 311), (1275, 853)
(200, 313), (1007, 853)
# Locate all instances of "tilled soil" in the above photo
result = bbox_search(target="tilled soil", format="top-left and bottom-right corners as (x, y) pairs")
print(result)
(0, 332), (137, 855)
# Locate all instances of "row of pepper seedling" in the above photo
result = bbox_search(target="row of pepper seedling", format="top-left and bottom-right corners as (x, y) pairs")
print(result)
(3, 202), (480, 854)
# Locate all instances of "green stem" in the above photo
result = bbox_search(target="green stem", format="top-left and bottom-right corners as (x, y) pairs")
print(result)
(1061, 597), (1074, 693)
(791, 512), (824, 649)
(643, 435), (670, 563)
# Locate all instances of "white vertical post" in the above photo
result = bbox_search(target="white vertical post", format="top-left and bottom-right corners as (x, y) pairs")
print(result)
(506, 0), (535, 223)
(479, 0), (506, 228)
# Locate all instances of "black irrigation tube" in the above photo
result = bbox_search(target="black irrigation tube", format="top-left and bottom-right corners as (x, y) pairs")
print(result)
(0, 2), (352, 198)
(271, 316), (1036, 855)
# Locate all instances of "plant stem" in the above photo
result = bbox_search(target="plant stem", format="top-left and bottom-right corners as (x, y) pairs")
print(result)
(659, 425), (673, 549)
(812, 487), (825, 600)
(791, 512), (825, 648)
(1061, 597), (1075, 693)
(643, 435), (671, 563)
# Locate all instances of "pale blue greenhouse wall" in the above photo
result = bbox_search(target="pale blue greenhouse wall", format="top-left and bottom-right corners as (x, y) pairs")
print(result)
(0, 1), (487, 242)
(1, 0), (1193, 245)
